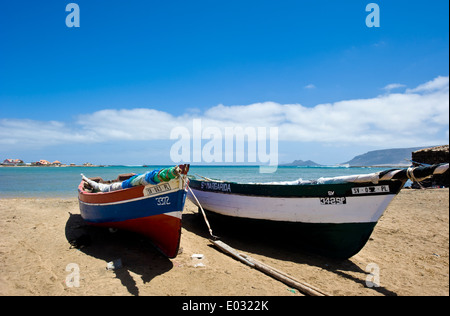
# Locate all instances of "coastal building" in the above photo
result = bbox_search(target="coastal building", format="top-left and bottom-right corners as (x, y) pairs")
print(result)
(35, 159), (51, 166)
(52, 160), (62, 166)
(2, 159), (24, 166)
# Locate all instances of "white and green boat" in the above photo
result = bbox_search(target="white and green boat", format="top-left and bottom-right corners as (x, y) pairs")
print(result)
(187, 163), (448, 259)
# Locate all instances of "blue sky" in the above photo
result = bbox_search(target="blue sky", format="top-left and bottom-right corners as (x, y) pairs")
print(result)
(0, 1), (449, 165)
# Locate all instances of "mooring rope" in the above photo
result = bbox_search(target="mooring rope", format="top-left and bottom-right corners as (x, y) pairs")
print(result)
(406, 164), (449, 188)
(188, 186), (219, 240)
(406, 166), (428, 189)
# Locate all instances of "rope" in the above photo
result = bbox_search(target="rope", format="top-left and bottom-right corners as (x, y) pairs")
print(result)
(188, 186), (219, 240)
(406, 166), (427, 189)
(378, 169), (402, 181)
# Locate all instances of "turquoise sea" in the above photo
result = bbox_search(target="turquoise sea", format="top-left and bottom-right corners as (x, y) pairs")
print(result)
(0, 165), (393, 198)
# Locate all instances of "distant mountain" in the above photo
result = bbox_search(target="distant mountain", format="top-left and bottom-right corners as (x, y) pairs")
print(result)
(343, 147), (430, 166)
(281, 159), (322, 167)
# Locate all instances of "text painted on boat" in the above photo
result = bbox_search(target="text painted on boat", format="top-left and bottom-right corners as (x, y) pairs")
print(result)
(200, 181), (231, 192)
(351, 185), (389, 195)
(319, 196), (347, 205)
(143, 183), (172, 196)
(156, 196), (170, 206)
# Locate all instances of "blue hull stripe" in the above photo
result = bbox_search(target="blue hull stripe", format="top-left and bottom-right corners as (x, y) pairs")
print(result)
(79, 190), (186, 224)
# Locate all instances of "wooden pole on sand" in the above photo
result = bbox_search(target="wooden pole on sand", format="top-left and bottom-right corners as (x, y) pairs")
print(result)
(212, 240), (331, 297)
(189, 186), (331, 296)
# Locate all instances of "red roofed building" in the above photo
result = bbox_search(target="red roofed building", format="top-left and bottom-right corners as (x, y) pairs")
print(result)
(2, 159), (24, 165)
(36, 159), (51, 165)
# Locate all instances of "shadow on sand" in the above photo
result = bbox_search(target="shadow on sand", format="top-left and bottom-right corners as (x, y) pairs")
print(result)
(65, 209), (397, 296)
(65, 213), (173, 296)
(182, 211), (398, 296)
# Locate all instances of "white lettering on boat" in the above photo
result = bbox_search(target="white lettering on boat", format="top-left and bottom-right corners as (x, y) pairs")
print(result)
(351, 185), (389, 195)
(200, 181), (232, 193)
(156, 196), (171, 206)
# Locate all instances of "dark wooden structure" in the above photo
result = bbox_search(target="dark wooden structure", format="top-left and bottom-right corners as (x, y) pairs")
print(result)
(412, 145), (449, 188)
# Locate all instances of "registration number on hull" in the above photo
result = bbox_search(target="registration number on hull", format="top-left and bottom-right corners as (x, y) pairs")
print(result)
(319, 197), (347, 205)
(143, 183), (172, 196)
(351, 185), (390, 195)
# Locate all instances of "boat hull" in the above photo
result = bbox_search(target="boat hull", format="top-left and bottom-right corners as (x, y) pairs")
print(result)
(188, 179), (405, 258)
(78, 177), (187, 258)
(203, 211), (378, 259)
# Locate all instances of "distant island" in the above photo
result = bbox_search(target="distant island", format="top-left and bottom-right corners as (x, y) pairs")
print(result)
(280, 159), (322, 167)
(342, 146), (430, 166)
(282, 146), (438, 167)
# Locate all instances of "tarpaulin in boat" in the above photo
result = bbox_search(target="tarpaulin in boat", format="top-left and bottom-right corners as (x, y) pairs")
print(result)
(81, 166), (183, 193)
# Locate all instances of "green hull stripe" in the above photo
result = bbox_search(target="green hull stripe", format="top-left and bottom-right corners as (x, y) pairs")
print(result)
(189, 179), (404, 198)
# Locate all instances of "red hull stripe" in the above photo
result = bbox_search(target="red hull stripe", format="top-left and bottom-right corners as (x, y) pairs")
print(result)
(78, 182), (147, 204)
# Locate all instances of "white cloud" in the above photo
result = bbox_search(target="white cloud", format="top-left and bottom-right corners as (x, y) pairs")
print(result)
(1, 76), (448, 150)
(383, 83), (406, 91)
(0, 118), (93, 147)
(406, 76), (449, 93)
(304, 84), (316, 89)
(196, 87), (448, 146)
(77, 108), (183, 141)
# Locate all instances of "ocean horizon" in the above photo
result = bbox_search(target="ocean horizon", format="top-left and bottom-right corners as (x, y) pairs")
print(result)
(0, 165), (395, 198)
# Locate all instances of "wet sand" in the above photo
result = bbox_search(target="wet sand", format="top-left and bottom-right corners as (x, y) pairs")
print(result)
(0, 188), (448, 296)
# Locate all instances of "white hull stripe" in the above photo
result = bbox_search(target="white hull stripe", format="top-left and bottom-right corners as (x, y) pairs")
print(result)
(188, 189), (396, 224)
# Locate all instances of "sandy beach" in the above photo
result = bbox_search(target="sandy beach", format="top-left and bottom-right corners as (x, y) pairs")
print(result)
(0, 188), (448, 296)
